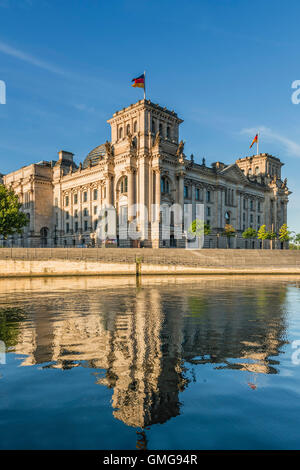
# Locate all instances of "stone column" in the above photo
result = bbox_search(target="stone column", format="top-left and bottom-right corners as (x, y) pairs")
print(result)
(191, 184), (196, 221)
(139, 156), (149, 242)
(178, 172), (184, 212)
(127, 168), (135, 221)
(155, 169), (161, 222)
(105, 175), (113, 206)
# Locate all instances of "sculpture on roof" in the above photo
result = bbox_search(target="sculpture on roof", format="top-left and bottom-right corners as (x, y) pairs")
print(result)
(176, 140), (184, 157)
(154, 131), (161, 147)
(105, 140), (113, 158)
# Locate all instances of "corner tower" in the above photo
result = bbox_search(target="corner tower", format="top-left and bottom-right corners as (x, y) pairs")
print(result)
(107, 99), (183, 157)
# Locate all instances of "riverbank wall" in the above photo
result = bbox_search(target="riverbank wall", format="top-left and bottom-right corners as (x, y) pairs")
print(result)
(0, 248), (300, 277)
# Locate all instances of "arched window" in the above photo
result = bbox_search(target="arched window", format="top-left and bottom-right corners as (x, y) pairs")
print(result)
(167, 126), (171, 139)
(248, 168), (252, 175)
(225, 211), (231, 224)
(126, 124), (130, 136)
(120, 176), (128, 194)
(255, 166), (260, 175)
(119, 127), (123, 139)
(133, 121), (137, 133)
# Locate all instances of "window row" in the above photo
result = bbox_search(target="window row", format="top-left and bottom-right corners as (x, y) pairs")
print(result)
(64, 189), (102, 207)
(184, 186), (212, 202)
(243, 199), (262, 211)
(65, 220), (98, 233)
(243, 213), (261, 225)
(65, 206), (99, 219)
(118, 121), (138, 139)
(151, 120), (172, 139)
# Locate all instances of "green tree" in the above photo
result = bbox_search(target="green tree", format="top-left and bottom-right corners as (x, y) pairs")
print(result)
(222, 224), (236, 248)
(266, 229), (277, 250)
(257, 224), (269, 249)
(188, 219), (211, 238)
(0, 185), (28, 239)
(278, 224), (292, 248)
(242, 227), (257, 240)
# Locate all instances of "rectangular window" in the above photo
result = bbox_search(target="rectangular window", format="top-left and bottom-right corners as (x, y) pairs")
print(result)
(93, 189), (98, 200)
(195, 188), (200, 201)
(250, 214), (253, 223)
(83, 191), (87, 202)
(84, 220), (88, 231)
(66, 223), (69, 233)
(243, 212), (246, 221)
(250, 200), (254, 211)
(74, 194), (78, 205)
(94, 206), (98, 215)
(243, 199), (246, 210)
(257, 215), (261, 225)
(94, 220), (98, 230)
(83, 208), (88, 217)
(206, 190), (211, 203)
(75, 222), (78, 232)
(258, 201), (261, 212)
(207, 206), (211, 217)
(184, 186), (188, 199)
(74, 209), (78, 218)
(66, 212), (69, 220)
(206, 219), (210, 226)
(65, 195), (69, 207)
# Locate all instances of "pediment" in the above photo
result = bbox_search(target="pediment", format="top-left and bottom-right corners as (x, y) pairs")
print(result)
(219, 164), (248, 184)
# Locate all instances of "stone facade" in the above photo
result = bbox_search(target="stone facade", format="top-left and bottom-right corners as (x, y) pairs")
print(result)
(1, 99), (291, 248)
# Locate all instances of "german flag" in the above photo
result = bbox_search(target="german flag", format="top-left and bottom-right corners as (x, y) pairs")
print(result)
(132, 73), (145, 88)
(249, 133), (258, 149)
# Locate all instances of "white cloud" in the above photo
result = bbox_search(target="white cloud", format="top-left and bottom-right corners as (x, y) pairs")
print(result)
(240, 126), (300, 158)
(0, 40), (65, 75)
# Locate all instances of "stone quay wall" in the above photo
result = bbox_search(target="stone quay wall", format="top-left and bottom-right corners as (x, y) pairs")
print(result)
(0, 248), (300, 277)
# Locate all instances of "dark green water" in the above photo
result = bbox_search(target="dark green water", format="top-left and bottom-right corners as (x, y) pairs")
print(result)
(0, 276), (300, 450)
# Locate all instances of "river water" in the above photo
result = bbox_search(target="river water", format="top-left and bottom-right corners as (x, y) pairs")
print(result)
(0, 276), (300, 450)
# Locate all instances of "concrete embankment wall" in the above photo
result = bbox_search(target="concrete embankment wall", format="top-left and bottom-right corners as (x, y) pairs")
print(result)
(0, 248), (300, 277)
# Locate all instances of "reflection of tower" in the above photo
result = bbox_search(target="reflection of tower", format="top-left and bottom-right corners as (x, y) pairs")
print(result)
(97, 288), (188, 428)
(8, 277), (290, 435)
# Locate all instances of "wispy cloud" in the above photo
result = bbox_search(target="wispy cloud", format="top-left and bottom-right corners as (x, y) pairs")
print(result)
(240, 126), (300, 158)
(0, 39), (65, 75)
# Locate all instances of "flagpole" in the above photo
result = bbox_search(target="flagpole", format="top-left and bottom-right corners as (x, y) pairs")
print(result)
(257, 131), (259, 155)
(144, 70), (146, 100)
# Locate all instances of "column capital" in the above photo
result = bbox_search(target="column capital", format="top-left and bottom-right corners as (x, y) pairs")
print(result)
(125, 166), (136, 174)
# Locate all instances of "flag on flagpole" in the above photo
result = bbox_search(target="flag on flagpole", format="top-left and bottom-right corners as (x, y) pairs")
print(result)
(132, 72), (146, 99)
(132, 73), (145, 89)
(249, 134), (258, 149)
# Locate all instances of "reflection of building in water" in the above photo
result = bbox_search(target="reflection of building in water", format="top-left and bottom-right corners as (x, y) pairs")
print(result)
(9, 279), (288, 428)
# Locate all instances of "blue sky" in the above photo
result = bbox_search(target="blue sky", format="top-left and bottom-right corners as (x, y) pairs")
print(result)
(0, 0), (300, 231)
